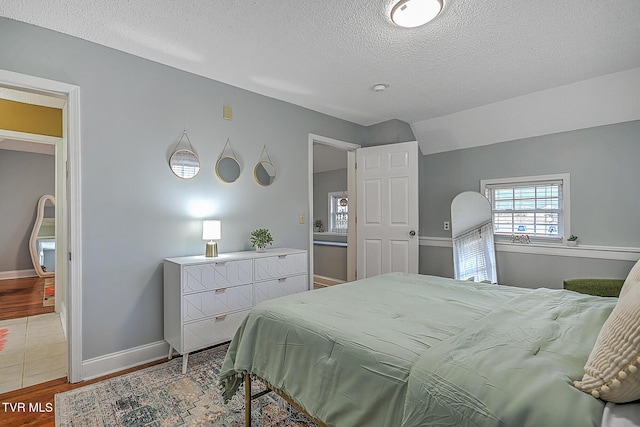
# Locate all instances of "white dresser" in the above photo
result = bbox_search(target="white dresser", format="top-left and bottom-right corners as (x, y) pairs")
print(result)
(163, 248), (308, 373)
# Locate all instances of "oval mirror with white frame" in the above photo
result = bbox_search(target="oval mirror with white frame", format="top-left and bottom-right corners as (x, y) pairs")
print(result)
(254, 161), (276, 186)
(29, 194), (56, 278)
(170, 149), (200, 179)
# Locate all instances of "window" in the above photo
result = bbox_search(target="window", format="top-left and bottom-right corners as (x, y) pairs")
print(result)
(481, 174), (570, 243)
(328, 191), (348, 233)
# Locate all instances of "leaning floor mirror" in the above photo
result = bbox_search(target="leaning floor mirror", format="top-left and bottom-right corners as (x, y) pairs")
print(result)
(29, 194), (56, 278)
(450, 191), (497, 284)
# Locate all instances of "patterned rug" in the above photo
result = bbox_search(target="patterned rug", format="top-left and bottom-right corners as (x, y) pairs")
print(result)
(55, 344), (318, 426)
(43, 278), (55, 307)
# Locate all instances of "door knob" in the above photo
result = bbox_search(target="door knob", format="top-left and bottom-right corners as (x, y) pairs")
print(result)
(409, 230), (416, 237)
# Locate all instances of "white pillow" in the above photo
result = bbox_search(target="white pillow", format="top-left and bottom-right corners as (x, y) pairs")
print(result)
(620, 257), (640, 299)
(574, 259), (640, 403)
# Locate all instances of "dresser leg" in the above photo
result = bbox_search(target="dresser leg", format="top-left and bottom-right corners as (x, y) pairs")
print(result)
(167, 345), (174, 360)
(182, 353), (189, 374)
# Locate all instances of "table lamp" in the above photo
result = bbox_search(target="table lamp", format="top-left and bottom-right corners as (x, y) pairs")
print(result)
(202, 220), (221, 257)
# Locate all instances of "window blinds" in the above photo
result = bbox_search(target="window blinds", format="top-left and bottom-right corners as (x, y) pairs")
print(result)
(453, 220), (497, 283)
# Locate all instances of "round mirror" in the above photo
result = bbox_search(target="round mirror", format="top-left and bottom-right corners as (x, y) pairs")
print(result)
(169, 149), (200, 179)
(254, 161), (276, 186)
(216, 156), (241, 183)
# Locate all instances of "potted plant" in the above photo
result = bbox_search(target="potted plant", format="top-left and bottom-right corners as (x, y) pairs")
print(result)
(250, 228), (273, 252)
(567, 235), (578, 246)
(314, 219), (324, 232)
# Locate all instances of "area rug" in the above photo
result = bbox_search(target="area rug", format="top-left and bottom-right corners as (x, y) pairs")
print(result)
(55, 343), (318, 426)
(0, 328), (8, 352)
(43, 278), (55, 307)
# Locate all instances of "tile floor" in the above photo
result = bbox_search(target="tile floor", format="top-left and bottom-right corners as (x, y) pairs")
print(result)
(0, 312), (67, 394)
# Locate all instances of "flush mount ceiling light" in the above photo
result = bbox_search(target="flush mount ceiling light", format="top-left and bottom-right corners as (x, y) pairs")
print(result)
(391, 0), (443, 28)
(372, 83), (388, 92)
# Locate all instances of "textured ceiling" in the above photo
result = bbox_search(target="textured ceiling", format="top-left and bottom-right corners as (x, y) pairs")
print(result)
(2, 0), (640, 144)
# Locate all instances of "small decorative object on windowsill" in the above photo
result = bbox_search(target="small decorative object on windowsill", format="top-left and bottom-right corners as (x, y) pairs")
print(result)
(509, 234), (530, 244)
(314, 219), (324, 233)
(250, 228), (273, 253)
(567, 235), (578, 247)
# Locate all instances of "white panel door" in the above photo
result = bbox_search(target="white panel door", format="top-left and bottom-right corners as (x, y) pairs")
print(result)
(357, 141), (419, 278)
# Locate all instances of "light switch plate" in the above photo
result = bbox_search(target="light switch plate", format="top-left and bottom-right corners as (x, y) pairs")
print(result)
(223, 105), (232, 120)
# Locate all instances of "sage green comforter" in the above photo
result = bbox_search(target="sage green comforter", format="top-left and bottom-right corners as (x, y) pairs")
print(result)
(219, 273), (614, 426)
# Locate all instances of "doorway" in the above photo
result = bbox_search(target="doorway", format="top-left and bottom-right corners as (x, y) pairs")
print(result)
(0, 87), (67, 393)
(309, 136), (420, 286)
(0, 69), (82, 384)
(308, 134), (360, 288)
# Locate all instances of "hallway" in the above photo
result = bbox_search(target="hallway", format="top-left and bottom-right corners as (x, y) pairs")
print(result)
(0, 312), (67, 394)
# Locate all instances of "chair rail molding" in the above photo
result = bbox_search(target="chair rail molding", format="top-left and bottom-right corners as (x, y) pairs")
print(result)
(419, 236), (640, 262)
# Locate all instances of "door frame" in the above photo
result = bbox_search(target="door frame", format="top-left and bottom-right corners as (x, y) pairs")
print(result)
(0, 69), (83, 383)
(308, 134), (360, 288)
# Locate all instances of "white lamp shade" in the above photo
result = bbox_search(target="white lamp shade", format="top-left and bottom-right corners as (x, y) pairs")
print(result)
(202, 220), (221, 240)
(391, 0), (443, 28)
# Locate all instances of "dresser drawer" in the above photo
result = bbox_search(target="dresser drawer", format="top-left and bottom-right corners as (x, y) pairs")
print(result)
(183, 284), (252, 322)
(254, 274), (308, 304)
(254, 252), (307, 281)
(183, 309), (249, 352)
(182, 259), (252, 293)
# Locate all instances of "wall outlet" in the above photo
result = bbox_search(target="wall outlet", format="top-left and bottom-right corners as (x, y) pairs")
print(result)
(299, 213), (305, 224)
(444, 221), (450, 231)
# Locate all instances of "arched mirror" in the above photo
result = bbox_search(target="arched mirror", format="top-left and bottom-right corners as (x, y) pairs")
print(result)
(451, 191), (497, 284)
(215, 138), (241, 183)
(29, 194), (55, 278)
(169, 130), (200, 179)
(254, 145), (276, 186)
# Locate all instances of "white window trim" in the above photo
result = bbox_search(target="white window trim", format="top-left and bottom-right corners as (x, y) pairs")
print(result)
(328, 191), (348, 234)
(480, 173), (571, 244)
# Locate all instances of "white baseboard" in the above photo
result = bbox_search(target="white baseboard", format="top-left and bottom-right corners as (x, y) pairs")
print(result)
(82, 340), (171, 381)
(0, 269), (37, 280)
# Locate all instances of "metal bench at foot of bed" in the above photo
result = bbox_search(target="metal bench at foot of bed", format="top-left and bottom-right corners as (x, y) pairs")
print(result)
(244, 373), (328, 427)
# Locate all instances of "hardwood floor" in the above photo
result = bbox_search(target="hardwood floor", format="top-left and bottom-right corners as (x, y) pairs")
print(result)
(0, 276), (59, 425)
(0, 276), (166, 426)
(0, 277), (54, 321)
(313, 274), (345, 289)
(0, 359), (166, 427)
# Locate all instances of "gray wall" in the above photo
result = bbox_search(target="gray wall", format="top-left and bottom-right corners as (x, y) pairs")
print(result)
(421, 246), (636, 289)
(364, 119), (416, 146)
(0, 149), (55, 271)
(419, 121), (640, 287)
(0, 18), (366, 359)
(313, 244), (347, 281)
